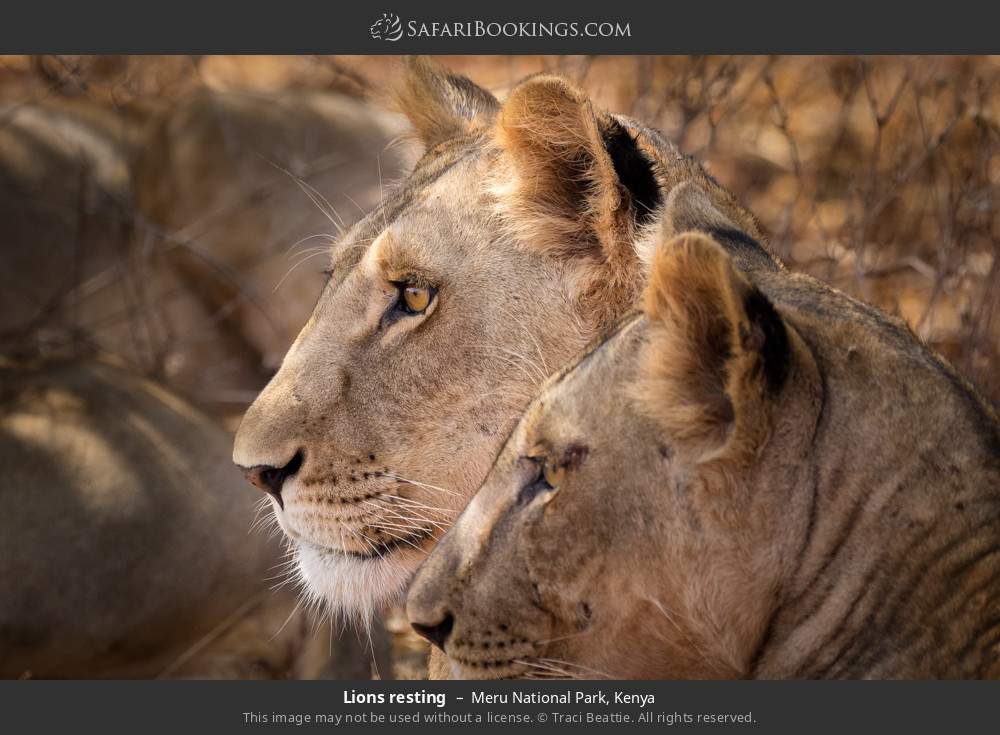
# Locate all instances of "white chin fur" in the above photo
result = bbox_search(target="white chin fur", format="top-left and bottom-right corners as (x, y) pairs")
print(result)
(295, 541), (419, 625)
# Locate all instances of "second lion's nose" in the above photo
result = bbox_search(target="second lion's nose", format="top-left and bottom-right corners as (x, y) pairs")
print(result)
(410, 612), (455, 651)
(239, 450), (303, 509)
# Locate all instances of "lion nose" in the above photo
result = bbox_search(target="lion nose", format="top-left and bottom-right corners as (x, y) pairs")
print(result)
(239, 451), (303, 509)
(411, 612), (455, 651)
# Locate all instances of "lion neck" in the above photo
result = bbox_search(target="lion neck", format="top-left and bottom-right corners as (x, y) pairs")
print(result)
(748, 307), (1000, 679)
(658, 324), (826, 680)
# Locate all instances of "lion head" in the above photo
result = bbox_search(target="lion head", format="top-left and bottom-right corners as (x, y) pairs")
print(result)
(232, 57), (691, 622)
(407, 229), (1000, 680)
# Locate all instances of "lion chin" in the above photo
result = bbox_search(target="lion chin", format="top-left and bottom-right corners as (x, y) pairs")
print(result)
(295, 539), (426, 625)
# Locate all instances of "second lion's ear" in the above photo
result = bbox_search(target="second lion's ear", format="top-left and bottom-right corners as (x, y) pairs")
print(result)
(638, 231), (790, 465)
(392, 56), (499, 150)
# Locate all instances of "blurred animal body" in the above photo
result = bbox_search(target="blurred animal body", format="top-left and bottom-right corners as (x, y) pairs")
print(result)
(0, 96), (252, 407)
(132, 90), (412, 403)
(0, 359), (329, 678)
(0, 83), (411, 679)
(0, 89), (410, 412)
(0, 98), (140, 349)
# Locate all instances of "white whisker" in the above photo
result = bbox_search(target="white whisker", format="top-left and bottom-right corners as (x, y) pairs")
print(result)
(380, 472), (459, 498)
(273, 249), (329, 292)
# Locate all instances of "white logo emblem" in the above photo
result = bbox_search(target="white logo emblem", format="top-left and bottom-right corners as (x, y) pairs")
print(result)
(370, 13), (403, 41)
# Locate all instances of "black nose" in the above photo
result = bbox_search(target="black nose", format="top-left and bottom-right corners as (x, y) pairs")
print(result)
(240, 451), (303, 509)
(411, 612), (454, 651)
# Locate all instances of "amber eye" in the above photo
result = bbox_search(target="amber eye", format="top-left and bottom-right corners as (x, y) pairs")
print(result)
(542, 459), (565, 489)
(401, 284), (433, 314)
(517, 456), (563, 507)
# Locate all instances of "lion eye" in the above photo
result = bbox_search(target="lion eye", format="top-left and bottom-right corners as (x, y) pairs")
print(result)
(401, 284), (433, 314)
(517, 457), (562, 507)
(381, 281), (437, 329)
(542, 460), (565, 489)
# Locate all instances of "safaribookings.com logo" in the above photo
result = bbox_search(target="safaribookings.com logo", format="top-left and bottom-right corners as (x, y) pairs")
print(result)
(370, 13), (404, 41)
(370, 14), (631, 42)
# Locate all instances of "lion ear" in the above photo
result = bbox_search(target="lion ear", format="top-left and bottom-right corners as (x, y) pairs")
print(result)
(647, 181), (774, 275)
(393, 56), (499, 149)
(493, 75), (661, 325)
(639, 231), (789, 464)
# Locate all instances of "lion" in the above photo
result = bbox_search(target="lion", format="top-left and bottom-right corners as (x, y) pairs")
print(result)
(406, 228), (1000, 680)
(0, 358), (338, 679)
(232, 57), (778, 659)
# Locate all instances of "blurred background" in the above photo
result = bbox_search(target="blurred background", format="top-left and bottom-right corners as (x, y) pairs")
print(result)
(1, 55), (997, 679)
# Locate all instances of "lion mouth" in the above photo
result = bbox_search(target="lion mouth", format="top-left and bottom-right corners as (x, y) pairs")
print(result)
(313, 526), (436, 561)
(275, 470), (452, 566)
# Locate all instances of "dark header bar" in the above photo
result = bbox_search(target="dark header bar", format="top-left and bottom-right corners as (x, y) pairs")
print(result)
(1, 0), (999, 53)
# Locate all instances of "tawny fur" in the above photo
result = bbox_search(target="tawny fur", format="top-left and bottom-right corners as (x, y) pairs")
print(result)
(640, 234), (777, 468)
(409, 226), (1000, 680)
(391, 56), (499, 149)
(233, 57), (781, 662)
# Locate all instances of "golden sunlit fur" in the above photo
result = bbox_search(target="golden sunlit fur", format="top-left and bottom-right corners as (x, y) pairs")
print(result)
(409, 228), (1000, 680)
(491, 76), (636, 329)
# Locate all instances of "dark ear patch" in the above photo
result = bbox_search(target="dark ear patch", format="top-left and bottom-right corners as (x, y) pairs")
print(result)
(602, 121), (661, 225)
(742, 288), (790, 394)
(660, 183), (777, 274)
(707, 226), (775, 270)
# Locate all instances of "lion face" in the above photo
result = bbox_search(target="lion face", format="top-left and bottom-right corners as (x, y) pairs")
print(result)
(233, 58), (664, 621)
(234, 147), (586, 619)
(408, 232), (811, 679)
(407, 315), (664, 679)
